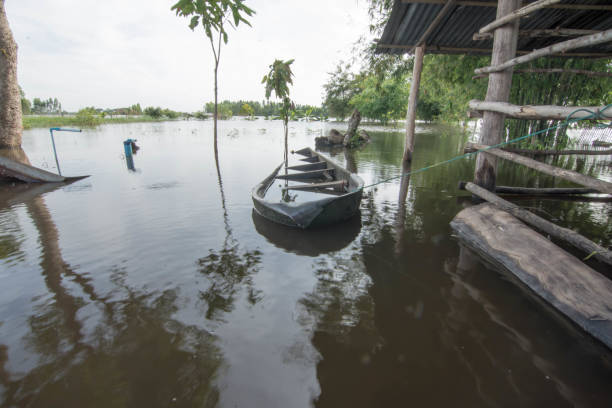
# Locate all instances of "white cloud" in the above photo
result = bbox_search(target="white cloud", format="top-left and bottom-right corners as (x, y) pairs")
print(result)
(6, 0), (370, 112)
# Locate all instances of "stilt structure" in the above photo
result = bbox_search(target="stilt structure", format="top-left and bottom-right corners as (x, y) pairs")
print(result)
(376, 0), (612, 349)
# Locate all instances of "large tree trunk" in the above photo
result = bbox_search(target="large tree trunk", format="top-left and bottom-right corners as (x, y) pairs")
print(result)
(343, 109), (361, 146)
(0, 0), (22, 148)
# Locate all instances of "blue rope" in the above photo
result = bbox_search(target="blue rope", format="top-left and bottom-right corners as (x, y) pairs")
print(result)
(361, 104), (611, 190)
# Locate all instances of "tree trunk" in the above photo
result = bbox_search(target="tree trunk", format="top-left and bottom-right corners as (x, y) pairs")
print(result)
(403, 46), (424, 162)
(0, 0), (22, 148)
(213, 61), (218, 158)
(343, 109), (361, 146)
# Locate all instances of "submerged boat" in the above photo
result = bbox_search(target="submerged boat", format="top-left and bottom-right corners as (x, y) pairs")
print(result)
(252, 147), (364, 229)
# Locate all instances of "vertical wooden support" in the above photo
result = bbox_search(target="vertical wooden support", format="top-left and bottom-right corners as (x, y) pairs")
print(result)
(473, 0), (520, 190)
(403, 46), (424, 162)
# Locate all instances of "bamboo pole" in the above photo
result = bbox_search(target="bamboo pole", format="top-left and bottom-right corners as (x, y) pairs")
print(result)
(474, 29), (600, 41)
(479, 0), (562, 34)
(404, 46), (424, 162)
(465, 144), (612, 156)
(468, 143), (612, 194)
(468, 100), (612, 121)
(475, 29), (612, 75)
(400, 0), (612, 11)
(473, 0), (520, 191)
(473, 68), (612, 79)
(461, 182), (612, 266)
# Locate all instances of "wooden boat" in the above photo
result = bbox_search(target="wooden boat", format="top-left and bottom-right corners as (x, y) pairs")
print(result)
(252, 147), (364, 229)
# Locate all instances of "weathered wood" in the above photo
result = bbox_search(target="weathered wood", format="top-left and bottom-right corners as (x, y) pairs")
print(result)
(377, 44), (612, 58)
(462, 182), (612, 265)
(0, 1), (22, 148)
(282, 180), (347, 191)
(473, 0), (520, 191)
(343, 109), (361, 145)
(275, 168), (334, 181)
(0, 155), (65, 183)
(293, 147), (312, 157)
(299, 156), (320, 163)
(465, 144), (612, 156)
(475, 29), (612, 74)
(400, 0), (612, 11)
(473, 68), (612, 79)
(450, 203), (612, 350)
(468, 100), (612, 121)
(468, 143), (612, 195)
(404, 46), (424, 162)
(479, 0), (562, 34)
(458, 181), (599, 196)
(287, 162), (327, 171)
(410, 0), (456, 54)
(474, 29), (600, 41)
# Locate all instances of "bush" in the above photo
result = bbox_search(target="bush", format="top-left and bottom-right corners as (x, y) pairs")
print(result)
(75, 108), (102, 127)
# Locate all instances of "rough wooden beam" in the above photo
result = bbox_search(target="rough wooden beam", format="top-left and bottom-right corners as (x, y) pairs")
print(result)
(404, 46), (424, 162)
(465, 144), (612, 156)
(474, 28), (600, 41)
(473, 68), (612, 79)
(282, 180), (347, 191)
(467, 142), (612, 194)
(401, 0), (612, 11)
(286, 162), (327, 171)
(458, 182), (599, 196)
(276, 168), (334, 180)
(480, 0), (561, 34)
(468, 100), (612, 121)
(411, 0), (456, 53)
(475, 29), (612, 74)
(451, 203), (612, 350)
(377, 44), (612, 58)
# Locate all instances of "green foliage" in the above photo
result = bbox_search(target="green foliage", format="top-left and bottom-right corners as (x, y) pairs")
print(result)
(350, 73), (409, 124)
(31, 97), (63, 114)
(239, 103), (254, 117)
(204, 100), (325, 118)
(322, 63), (361, 120)
(75, 107), (102, 127)
(144, 106), (163, 118)
(262, 59), (295, 122)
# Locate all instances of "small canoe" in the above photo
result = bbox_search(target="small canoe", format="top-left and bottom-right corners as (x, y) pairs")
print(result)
(252, 147), (364, 229)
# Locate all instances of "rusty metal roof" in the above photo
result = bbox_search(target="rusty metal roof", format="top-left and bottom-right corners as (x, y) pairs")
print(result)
(377, 0), (612, 56)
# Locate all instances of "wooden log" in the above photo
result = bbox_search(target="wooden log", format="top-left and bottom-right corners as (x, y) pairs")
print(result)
(467, 142), (612, 194)
(404, 46), (424, 162)
(282, 180), (347, 191)
(287, 162), (327, 171)
(400, 0), (612, 11)
(450, 203), (612, 350)
(377, 44), (612, 58)
(410, 0), (456, 54)
(473, 0), (520, 191)
(465, 145), (612, 156)
(475, 29), (612, 75)
(479, 0), (562, 35)
(461, 182), (612, 265)
(468, 100), (612, 121)
(275, 168), (334, 181)
(458, 181), (599, 196)
(474, 29), (600, 41)
(473, 68), (612, 79)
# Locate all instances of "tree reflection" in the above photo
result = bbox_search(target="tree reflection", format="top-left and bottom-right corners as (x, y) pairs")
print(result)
(197, 149), (262, 321)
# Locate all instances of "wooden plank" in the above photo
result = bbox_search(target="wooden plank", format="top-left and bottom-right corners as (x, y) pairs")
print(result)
(474, 29), (600, 41)
(458, 181), (599, 196)
(451, 204), (612, 350)
(283, 180), (347, 191)
(479, 0), (562, 34)
(293, 147), (312, 157)
(462, 182), (612, 266)
(377, 44), (612, 58)
(299, 156), (320, 163)
(473, 68), (612, 79)
(275, 168), (334, 180)
(467, 143), (612, 194)
(473, 0), (520, 191)
(0, 155), (65, 183)
(475, 29), (612, 74)
(404, 46), (424, 161)
(410, 0), (456, 53)
(468, 100), (612, 120)
(465, 144), (612, 156)
(401, 0), (612, 11)
(287, 162), (327, 171)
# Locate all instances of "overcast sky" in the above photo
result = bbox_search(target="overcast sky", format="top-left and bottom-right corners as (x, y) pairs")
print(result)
(6, 0), (370, 112)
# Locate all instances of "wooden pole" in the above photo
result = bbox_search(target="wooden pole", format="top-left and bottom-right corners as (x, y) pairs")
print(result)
(404, 46), (424, 162)
(475, 29), (612, 75)
(468, 143), (612, 194)
(376, 44), (612, 58)
(465, 145), (612, 156)
(474, 29), (600, 41)
(473, 0), (520, 191)
(468, 100), (612, 121)
(473, 68), (612, 79)
(479, 0), (562, 34)
(458, 181), (599, 196)
(462, 182), (612, 266)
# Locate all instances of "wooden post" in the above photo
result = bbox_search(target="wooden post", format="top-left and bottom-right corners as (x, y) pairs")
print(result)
(473, 0), (520, 191)
(404, 46), (424, 162)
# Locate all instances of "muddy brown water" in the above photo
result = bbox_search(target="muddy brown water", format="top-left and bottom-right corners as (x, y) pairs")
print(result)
(0, 120), (611, 407)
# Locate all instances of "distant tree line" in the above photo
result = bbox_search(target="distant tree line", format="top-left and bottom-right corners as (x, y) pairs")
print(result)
(204, 100), (326, 119)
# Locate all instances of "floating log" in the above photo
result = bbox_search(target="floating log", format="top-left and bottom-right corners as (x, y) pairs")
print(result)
(479, 0), (562, 34)
(276, 168), (334, 181)
(400, 0), (612, 11)
(450, 203), (612, 350)
(287, 162), (327, 171)
(475, 29), (612, 74)
(474, 29), (600, 41)
(283, 180), (347, 192)
(468, 100), (612, 121)
(473, 68), (612, 79)
(460, 182), (612, 266)
(466, 143), (612, 195)
(458, 181), (599, 196)
(464, 143), (612, 156)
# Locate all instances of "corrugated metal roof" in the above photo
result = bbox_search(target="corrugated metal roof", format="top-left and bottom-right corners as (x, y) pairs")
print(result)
(377, 0), (612, 56)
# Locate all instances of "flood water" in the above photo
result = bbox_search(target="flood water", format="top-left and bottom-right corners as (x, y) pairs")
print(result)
(1, 119), (611, 407)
